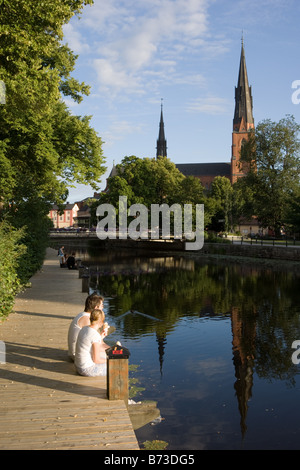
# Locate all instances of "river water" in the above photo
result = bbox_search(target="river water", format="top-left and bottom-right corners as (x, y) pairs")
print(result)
(74, 246), (300, 450)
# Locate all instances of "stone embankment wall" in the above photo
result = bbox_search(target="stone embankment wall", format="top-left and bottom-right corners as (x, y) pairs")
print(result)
(202, 243), (300, 262)
(49, 234), (300, 262)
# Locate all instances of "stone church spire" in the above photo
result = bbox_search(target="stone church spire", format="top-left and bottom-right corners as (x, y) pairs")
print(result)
(156, 100), (167, 158)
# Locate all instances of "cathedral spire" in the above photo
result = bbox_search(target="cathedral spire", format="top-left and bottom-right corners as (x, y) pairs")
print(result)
(231, 39), (255, 184)
(233, 40), (254, 131)
(156, 99), (167, 158)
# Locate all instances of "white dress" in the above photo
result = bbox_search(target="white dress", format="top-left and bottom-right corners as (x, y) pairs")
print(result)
(75, 326), (107, 377)
(67, 311), (90, 360)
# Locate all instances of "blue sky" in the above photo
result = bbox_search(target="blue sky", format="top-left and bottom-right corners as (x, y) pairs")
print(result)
(63, 0), (300, 203)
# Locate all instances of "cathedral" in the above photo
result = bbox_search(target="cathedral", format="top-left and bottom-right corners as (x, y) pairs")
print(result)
(156, 40), (254, 189)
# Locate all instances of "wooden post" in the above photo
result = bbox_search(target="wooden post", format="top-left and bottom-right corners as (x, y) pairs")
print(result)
(81, 274), (89, 293)
(106, 345), (130, 406)
(78, 266), (85, 278)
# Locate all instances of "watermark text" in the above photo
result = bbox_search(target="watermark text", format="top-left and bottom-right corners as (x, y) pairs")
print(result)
(291, 340), (300, 365)
(96, 196), (204, 251)
(291, 80), (300, 105)
(0, 80), (5, 104)
(0, 341), (6, 364)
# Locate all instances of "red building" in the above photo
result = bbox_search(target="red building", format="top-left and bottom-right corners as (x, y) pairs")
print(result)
(49, 203), (79, 229)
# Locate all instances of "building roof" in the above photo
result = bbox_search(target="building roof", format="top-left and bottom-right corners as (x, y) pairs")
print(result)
(108, 163), (118, 179)
(176, 162), (231, 178)
(51, 203), (78, 211)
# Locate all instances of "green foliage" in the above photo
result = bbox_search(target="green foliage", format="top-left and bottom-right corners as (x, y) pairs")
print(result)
(179, 176), (204, 205)
(142, 440), (168, 450)
(284, 187), (300, 233)
(105, 156), (187, 206)
(90, 156), (208, 230)
(6, 198), (53, 284)
(129, 377), (146, 399)
(0, 0), (105, 207)
(0, 0), (106, 315)
(240, 115), (300, 235)
(0, 220), (27, 318)
(208, 176), (233, 233)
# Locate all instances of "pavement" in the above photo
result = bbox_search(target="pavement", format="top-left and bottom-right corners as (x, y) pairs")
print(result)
(0, 247), (88, 351)
(0, 247), (140, 450)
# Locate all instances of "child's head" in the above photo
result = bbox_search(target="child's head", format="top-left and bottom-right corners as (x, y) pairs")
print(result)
(90, 308), (105, 326)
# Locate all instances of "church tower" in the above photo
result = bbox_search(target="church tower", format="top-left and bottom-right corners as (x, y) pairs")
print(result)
(231, 39), (254, 183)
(156, 101), (167, 158)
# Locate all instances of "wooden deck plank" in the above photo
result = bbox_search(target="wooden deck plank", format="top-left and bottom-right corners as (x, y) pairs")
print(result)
(0, 248), (140, 451)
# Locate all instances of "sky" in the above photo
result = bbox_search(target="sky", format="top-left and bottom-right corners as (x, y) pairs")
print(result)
(62, 0), (300, 203)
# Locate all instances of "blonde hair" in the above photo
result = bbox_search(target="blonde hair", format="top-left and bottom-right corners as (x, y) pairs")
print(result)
(90, 308), (105, 325)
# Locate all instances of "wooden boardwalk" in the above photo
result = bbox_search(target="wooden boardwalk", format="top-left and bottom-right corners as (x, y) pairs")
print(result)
(0, 248), (140, 450)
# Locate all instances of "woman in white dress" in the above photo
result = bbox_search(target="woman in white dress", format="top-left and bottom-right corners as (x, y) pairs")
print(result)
(75, 309), (109, 377)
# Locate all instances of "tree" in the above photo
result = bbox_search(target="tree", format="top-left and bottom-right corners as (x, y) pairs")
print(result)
(103, 156), (185, 207)
(240, 116), (300, 235)
(0, 0), (105, 209)
(179, 176), (214, 228)
(284, 188), (300, 234)
(179, 176), (204, 205)
(208, 176), (233, 233)
(232, 177), (256, 228)
(92, 156), (212, 233)
(89, 176), (135, 227)
(0, 0), (106, 314)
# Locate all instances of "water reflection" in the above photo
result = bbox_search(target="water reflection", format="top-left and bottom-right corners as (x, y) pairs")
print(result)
(78, 249), (300, 449)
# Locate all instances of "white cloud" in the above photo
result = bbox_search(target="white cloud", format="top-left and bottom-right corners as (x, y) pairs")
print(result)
(67, 0), (213, 96)
(63, 23), (90, 54)
(121, 31), (158, 72)
(102, 119), (144, 148)
(93, 58), (145, 95)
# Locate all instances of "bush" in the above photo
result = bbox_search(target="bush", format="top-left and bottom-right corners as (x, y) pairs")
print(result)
(15, 215), (52, 285)
(6, 199), (52, 285)
(0, 220), (27, 318)
(0, 198), (52, 317)
(205, 232), (231, 244)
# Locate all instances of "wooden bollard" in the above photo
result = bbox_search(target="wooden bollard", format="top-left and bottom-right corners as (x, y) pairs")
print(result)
(81, 274), (89, 293)
(78, 266), (85, 278)
(106, 344), (130, 406)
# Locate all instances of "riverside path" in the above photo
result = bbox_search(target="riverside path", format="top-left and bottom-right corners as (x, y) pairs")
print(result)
(0, 248), (139, 450)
